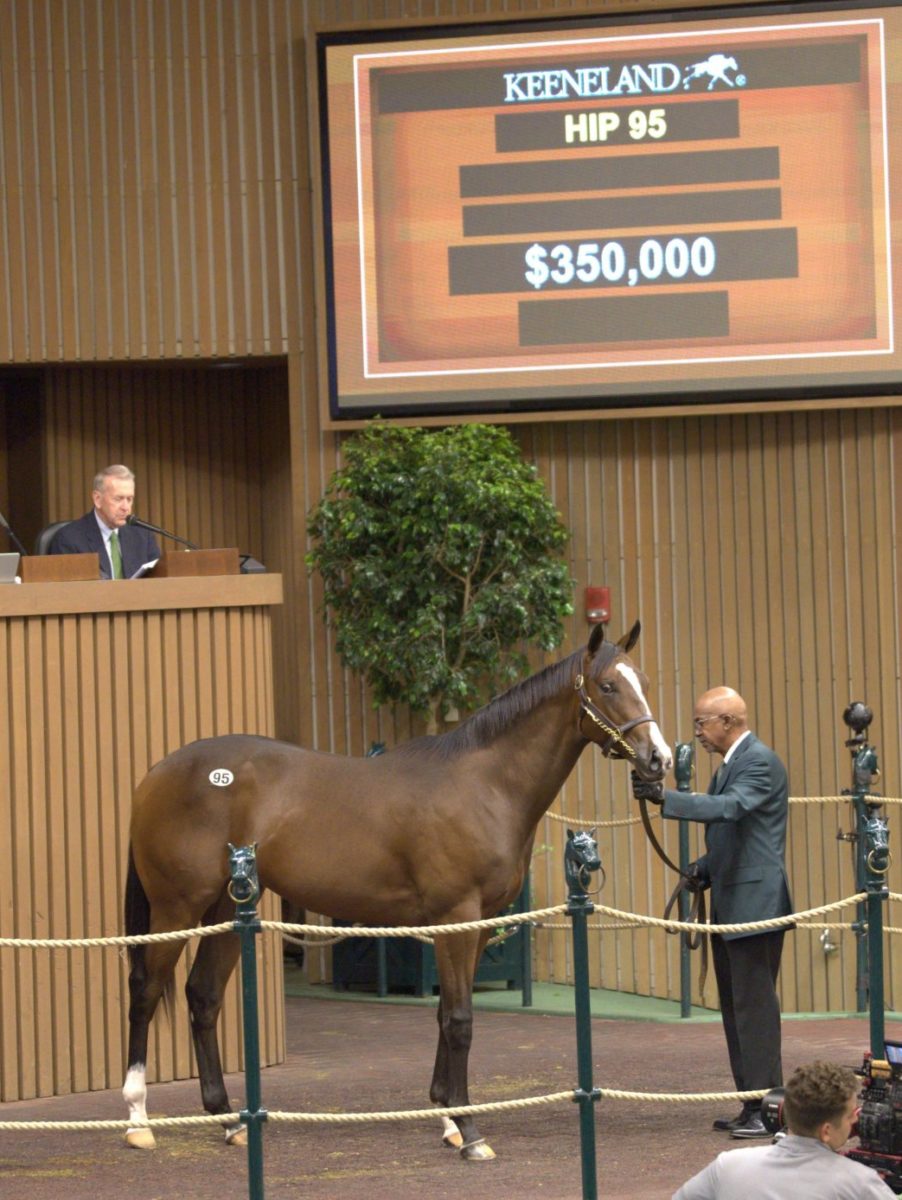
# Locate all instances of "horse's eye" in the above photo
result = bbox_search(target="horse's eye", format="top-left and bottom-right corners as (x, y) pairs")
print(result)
(599, 681), (615, 695)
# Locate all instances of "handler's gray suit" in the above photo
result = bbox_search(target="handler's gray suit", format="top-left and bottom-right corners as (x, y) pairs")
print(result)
(662, 733), (792, 1093)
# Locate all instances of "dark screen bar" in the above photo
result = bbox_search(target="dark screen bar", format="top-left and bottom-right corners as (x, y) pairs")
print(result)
(463, 187), (781, 236)
(518, 290), (729, 345)
(449, 227), (798, 295)
(460, 147), (779, 197)
(495, 99), (740, 151)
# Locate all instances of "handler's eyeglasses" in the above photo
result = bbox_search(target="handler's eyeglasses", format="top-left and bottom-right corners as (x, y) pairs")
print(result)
(693, 715), (717, 729)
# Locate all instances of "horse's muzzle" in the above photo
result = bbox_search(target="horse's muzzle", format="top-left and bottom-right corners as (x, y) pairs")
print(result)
(632, 737), (673, 781)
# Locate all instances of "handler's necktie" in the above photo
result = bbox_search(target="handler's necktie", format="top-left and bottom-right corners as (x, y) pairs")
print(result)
(109, 530), (124, 579)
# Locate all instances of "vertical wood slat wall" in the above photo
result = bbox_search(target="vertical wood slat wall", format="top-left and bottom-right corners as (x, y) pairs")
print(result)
(0, 0), (897, 1080)
(513, 411), (902, 1015)
(0, 0), (309, 362)
(0, 593), (284, 1102)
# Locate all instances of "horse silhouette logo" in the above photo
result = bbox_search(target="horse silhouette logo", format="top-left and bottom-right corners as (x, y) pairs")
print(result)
(683, 53), (744, 90)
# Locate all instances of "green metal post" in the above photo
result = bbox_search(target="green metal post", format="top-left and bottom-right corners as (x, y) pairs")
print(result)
(853, 794), (870, 1013)
(229, 844), (267, 1200)
(674, 743), (694, 1019)
(840, 706), (880, 1014)
(565, 830), (601, 1200)
(863, 813), (889, 1057)
(520, 874), (533, 1008)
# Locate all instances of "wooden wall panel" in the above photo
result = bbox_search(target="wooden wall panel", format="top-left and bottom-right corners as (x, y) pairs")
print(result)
(512, 411), (902, 1015)
(0, 582), (284, 1102)
(0, 0), (309, 362)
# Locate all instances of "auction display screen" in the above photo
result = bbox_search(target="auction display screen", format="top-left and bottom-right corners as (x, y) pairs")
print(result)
(314, 2), (901, 421)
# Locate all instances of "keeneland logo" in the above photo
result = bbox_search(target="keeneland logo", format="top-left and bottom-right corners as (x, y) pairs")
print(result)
(682, 53), (745, 90)
(502, 53), (746, 101)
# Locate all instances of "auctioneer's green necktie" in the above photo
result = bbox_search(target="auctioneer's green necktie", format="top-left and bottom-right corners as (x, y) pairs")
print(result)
(109, 529), (124, 579)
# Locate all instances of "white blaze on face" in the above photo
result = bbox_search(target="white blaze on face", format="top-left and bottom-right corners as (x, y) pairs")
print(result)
(615, 663), (673, 771)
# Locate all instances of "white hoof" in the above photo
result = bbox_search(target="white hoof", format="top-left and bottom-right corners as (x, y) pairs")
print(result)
(440, 1115), (463, 1149)
(125, 1126), (156, 1150)
(224, 1123), (248, 1146)
(461, 1138), (496, 1161)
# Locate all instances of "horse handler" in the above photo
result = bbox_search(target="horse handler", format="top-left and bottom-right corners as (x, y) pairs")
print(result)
(632, 687), (792, 1139)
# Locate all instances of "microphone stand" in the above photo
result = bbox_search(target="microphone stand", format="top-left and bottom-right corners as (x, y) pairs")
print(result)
(0, 508), (28, 557)
(126, 515), (198, 551)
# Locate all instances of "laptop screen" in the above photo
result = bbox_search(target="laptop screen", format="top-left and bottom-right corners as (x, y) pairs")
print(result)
(0, 552), (20, 583)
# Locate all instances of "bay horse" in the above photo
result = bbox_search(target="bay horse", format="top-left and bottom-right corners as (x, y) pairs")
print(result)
(122, 620), (671, 1160)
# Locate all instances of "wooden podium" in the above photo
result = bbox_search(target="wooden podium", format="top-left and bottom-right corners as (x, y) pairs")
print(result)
(146, 547), (240, 577)
(0, 573), (284, 1101)
(19, 552), (100, 582)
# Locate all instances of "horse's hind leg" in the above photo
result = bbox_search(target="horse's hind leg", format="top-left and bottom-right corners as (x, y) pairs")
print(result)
(185, 892), (245, 1144)
(124, 939), (187, 1149)
(430, 929), (495, 1162)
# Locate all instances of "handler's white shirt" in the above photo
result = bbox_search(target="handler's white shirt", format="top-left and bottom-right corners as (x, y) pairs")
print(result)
(722, 728), (751, 765)
(672, 1134), (896, 1200)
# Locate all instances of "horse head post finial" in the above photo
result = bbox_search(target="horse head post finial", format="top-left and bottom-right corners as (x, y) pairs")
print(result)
(228, 842), (260, 906)
(565, 828), (601, 903)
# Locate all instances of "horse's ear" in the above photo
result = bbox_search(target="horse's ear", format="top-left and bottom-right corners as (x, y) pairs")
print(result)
(587, 622), (606, 654)
(617, 619), (641, 654)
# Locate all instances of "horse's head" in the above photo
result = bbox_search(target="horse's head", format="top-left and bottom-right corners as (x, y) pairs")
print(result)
(574, 620), (672, 780)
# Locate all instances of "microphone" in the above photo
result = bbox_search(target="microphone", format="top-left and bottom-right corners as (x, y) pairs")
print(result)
(0, 508), (28, 556)
(126, 514), (199, 551)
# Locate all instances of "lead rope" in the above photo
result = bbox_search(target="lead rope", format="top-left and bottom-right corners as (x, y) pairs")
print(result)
(639, 798), (709, 996)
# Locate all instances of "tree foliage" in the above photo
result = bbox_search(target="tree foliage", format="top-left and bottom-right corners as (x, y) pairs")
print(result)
(306, 423), (574, 725)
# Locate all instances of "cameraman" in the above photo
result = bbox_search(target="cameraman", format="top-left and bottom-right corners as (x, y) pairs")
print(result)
(673, 1061), (895, 1199)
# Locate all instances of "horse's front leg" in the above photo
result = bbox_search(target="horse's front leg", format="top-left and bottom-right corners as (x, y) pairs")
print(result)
(429, 997), (464, 1149)
(431, 929), (495, 1162)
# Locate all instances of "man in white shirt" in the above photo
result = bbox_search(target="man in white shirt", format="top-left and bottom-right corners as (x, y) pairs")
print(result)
(633, 686), (792, 1136)
(673, 1060), (896, 1199)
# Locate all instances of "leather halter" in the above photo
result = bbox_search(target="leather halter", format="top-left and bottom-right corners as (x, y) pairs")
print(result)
(573, 672), (653, 759)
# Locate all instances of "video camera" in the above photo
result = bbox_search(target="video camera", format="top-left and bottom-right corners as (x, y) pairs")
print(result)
(760, 1042), (902, 1194)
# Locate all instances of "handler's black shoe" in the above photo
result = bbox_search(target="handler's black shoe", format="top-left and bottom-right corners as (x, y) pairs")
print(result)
(712, 1109), (748, 1131)
(730, 1112), (769, 1139)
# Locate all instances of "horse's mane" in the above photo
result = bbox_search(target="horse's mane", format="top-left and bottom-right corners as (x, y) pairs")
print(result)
(392, 640), (619, 763)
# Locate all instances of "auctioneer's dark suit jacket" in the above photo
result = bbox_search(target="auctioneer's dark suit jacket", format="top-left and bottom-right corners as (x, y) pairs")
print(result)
(49, 511), (160, 580)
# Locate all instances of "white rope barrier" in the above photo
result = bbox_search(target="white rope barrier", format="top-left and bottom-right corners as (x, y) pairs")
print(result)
(586, 894), (866, 936)
(0, 1086), (769, 1133)
(545, 810), (655, 827)
(0, 891), (892, 950)
(547, 794), (901, 829)
(0, 922), (235, 950)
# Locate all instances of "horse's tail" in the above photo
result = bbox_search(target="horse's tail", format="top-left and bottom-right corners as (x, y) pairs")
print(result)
(124, 845), (175, 1016)
(124, 845), (150, 986)
(125, 845), (149, 943)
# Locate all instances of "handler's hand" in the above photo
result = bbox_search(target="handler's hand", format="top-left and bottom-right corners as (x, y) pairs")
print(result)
(631, 770), (664, 805)
(684, 860), (710, 892)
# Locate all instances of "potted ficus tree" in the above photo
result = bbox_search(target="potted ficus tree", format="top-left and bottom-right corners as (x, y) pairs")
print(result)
(307, 421), (574, 734)
(306, 422), (574, 997)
